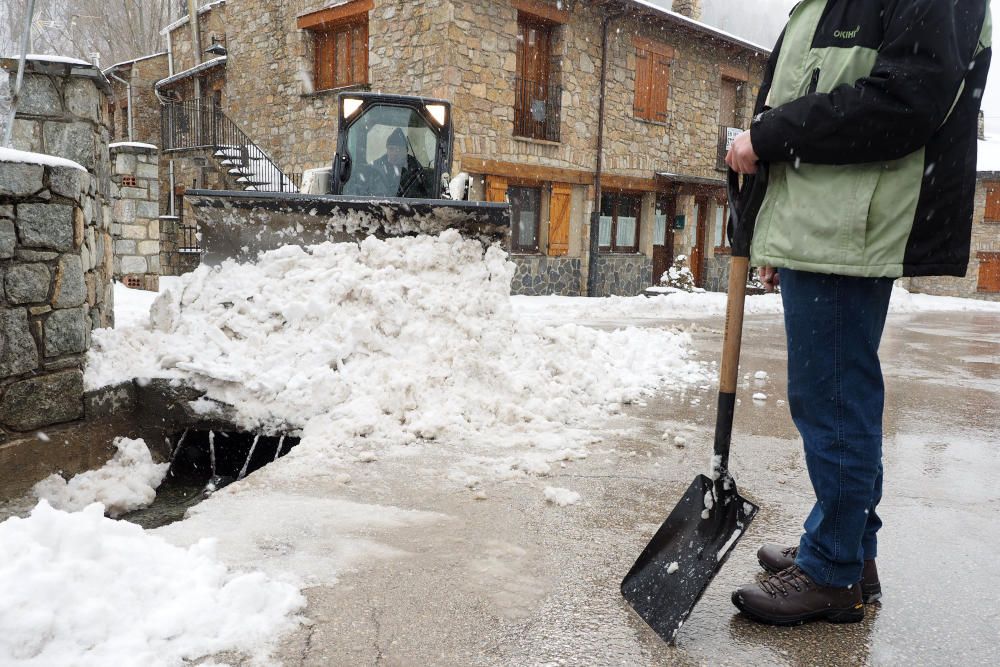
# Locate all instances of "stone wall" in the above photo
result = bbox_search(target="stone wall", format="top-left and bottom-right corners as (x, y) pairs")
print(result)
(905, 175), (1000, 301)
(510, 256), (582, 296)
(159, 215), (202, 276)
(594, 254), (653, 297)
(0, 57), (116, 438)
(0, 158), (111, 437)
(111, 144), (160, 289)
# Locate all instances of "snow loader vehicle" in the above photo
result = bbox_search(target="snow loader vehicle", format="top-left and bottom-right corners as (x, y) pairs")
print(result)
(185, 93), (510, 265)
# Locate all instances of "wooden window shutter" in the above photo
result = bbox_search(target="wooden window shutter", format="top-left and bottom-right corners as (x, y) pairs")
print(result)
(486, 175), (508, 203)
(978, 252), (1000, 292)
(314, 31), (334, 90)
(634, 49), (651, 120)
(650, 54), (671, 120)
(985, 184), (1000, 222)
(548, 183), (572, 256)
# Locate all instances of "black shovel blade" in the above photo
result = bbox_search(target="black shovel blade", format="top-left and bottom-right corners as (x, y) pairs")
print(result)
(621, 474), (758, 644)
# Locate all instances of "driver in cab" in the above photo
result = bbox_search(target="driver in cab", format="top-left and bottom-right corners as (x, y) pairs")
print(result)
(370, 127), (429, 198)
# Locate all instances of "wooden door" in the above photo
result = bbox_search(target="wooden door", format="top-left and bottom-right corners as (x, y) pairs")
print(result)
(690, 197), (708, 287)
(548, 183), (571, 256)
(652, 196), (675, 284)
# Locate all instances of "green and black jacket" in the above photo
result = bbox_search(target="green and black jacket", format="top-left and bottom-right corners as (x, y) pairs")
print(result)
(750, 0), (993, 278)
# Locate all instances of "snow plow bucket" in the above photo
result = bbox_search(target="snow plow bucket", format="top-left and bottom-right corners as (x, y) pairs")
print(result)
(185, 190), (510, 265)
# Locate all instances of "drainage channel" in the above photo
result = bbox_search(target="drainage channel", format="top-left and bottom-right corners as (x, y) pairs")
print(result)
(120, 429), (300, 529)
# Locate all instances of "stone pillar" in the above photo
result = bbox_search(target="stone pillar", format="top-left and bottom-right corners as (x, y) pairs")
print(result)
(0, 156), (93, 435)
(111, 143), (161, 290)
(672, 0), (702, 20)
(0, 56), (115, 439)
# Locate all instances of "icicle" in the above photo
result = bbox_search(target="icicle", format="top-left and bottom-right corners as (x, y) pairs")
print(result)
(273, 434), (286, 462)
(166, 428), (189, 478)
(209, 430), (217, 477)
(237, 434), (261, 481)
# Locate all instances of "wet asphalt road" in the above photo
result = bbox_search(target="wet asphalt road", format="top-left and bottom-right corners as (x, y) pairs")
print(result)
(238, 310), (999, 667)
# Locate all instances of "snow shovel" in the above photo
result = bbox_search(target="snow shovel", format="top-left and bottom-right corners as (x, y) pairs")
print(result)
(621, 165), (769, 644)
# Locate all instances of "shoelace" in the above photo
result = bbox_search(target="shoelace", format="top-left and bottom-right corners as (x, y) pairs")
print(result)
(758, 565), (814, 597)
(782, 546), (799, 558)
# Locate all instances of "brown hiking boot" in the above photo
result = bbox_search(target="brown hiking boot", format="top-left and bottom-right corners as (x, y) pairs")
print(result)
(757, 544), (882, 603)
(732, 565), (865, 626)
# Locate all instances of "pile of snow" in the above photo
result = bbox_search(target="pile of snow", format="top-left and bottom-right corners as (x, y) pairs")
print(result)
(87, 233), (709, 474)
(0, 501), (304, 666)
(33, 437), (168, 518)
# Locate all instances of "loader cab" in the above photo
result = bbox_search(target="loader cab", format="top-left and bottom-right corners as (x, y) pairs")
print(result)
(332, 93), (453, 199)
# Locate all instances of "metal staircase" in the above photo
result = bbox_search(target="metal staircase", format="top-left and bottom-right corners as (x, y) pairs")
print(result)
(161, 99), (299, 193)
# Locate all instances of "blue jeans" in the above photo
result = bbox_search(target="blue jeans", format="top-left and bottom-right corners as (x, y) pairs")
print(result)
(779, 269), (894, 588)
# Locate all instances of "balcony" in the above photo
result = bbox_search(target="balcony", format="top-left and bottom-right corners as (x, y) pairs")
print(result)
(514, 76), (561, 143)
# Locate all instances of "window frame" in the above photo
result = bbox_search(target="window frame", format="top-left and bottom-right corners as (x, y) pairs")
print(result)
(599, 192), (642, 254)
(633, 36), (674, 124)
(298, 1), (371, 93)
(984, 182), (1000, 222)
(977, 251), (1000, 293)
(509, 185), (544, 254)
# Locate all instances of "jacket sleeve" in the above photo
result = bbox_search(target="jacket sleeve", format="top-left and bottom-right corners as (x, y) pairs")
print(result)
(750, 0), (988, 165)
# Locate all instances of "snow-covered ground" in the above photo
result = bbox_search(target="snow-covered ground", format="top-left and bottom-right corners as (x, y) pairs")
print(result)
(5, 232), (999, 666)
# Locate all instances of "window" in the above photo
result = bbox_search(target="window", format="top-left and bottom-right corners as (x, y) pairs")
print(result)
(985, 183), (1000, 222)
(510, 186), (542, 253)
(633, 37), (673, 123)
(515, 15), (560, 141)
(340, 104), (438, 198)
(713, 201), (730, 253)
(297, 1), (370, 92)
(599, 193), (641, 253)
(977, 252), (1000, 292)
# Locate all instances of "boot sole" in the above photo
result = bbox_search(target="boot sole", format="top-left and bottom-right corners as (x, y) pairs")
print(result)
(732, 592), (865, 626)
(758, 559), (882, 605)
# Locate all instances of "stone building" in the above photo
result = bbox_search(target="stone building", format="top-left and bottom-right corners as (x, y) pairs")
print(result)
(151, 0), (769, 295)
(103, 53), (170, 145)
(902, 137), (1000, 301)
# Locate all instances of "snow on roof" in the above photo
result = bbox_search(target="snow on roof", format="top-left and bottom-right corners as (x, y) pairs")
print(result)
(0, 146), (86, 171)
(15, 53), (93, 66)
(977, 138), (1000, 173)
(154, 55), (227, 89)
(103, 52), (167, 74)
(628, 1), (771, 55)
(161, 0), (227, 35)
(110, 141), (159, 151)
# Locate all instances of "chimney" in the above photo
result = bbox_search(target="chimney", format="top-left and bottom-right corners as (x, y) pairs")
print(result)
(672, 0), (702, 20)
(979, 110), (986, 140)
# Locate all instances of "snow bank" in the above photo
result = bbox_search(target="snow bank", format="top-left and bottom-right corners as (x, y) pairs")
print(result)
(0, 501), (304, 667)
(33, 437), (168, 517)
(86, 233), (708, 471)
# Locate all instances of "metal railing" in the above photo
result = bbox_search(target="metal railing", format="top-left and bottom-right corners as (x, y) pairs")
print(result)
(177, 224), (201, 254)
(514, 76), (561, 142)
(160, 99), (298, 192)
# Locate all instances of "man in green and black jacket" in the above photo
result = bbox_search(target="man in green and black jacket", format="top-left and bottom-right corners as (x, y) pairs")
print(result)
(726, 0), (991, 625)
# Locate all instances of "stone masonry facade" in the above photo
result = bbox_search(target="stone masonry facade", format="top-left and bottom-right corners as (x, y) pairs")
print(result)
(111, 144), (161, 290)
(0, 59), (115, 438)
(904, 174), (1000, 301)
(157, 1), (766, 295)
